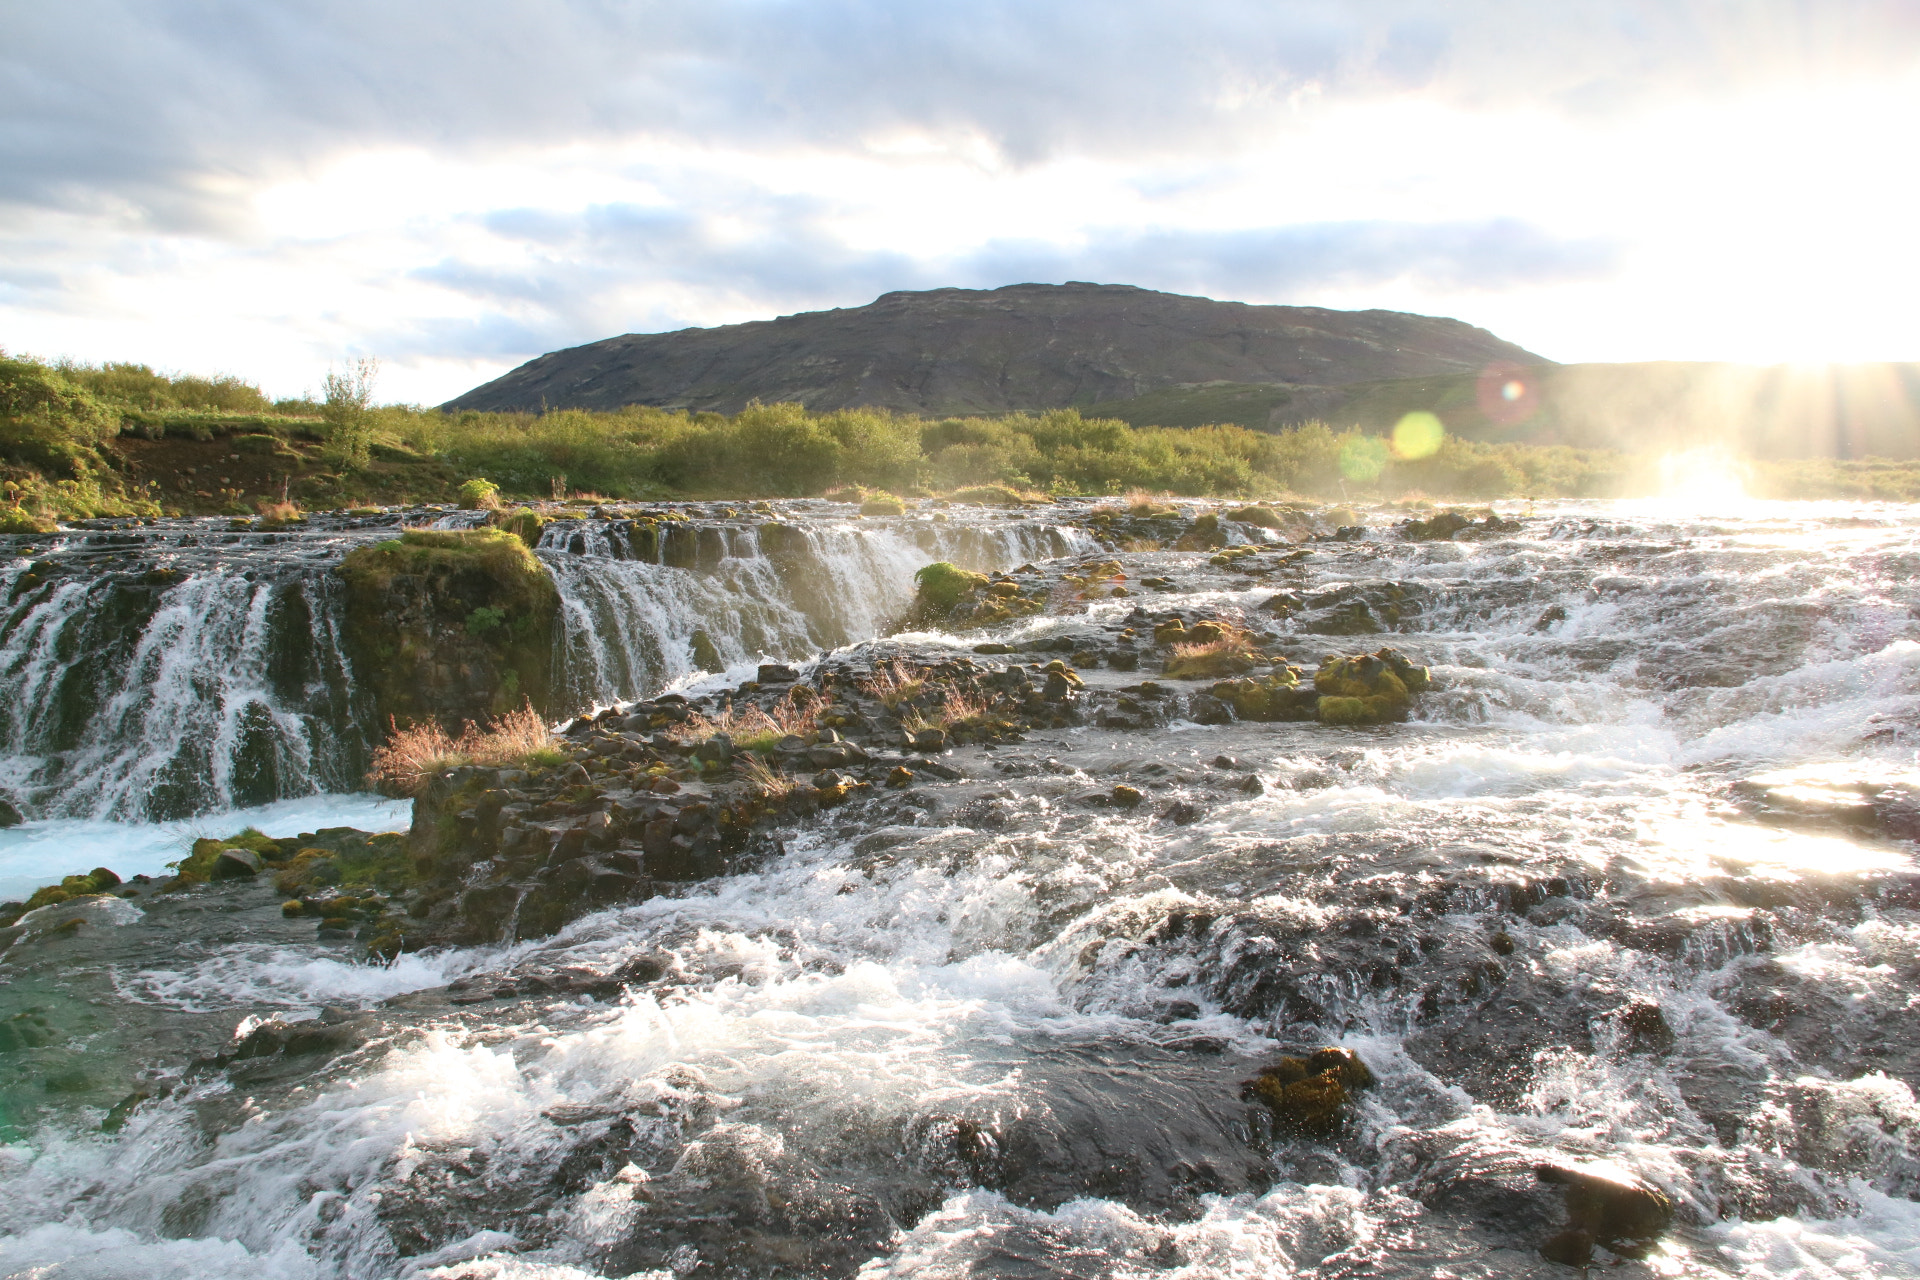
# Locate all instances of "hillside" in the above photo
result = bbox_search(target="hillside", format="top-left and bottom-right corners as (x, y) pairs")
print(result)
(1080, 361), (1920, 460)
(442, 282), (1545, 416)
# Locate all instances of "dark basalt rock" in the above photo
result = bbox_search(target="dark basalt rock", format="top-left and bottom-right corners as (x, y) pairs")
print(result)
(337, 529), (560, 731)
(1535, 1163), (1674, 1264)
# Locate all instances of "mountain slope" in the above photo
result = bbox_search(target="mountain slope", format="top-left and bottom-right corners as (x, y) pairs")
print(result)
(442, 282), (1546, 416)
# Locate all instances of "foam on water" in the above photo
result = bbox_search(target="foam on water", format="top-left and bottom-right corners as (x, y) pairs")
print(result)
(7, 500), (1920, 1276)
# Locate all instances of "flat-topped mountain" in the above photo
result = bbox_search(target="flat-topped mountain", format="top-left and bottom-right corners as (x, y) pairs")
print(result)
(442, 282), (1546, 416)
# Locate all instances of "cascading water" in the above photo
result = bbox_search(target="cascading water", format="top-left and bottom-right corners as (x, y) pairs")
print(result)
(0, 508), (1089, 821)
(0, 529), (370, 822)
(541, 513), (1091, 708)
(6, 499), (1920, 1280)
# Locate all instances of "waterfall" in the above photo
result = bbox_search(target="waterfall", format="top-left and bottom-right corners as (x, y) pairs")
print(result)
(0, 559), (365, 823)
(540, 513), (1091, 708)
(0, 511), (1092, 820)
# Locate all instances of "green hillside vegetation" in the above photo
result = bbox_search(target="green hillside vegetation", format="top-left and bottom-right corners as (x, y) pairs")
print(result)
(1090, 361), (1920, 463)
(3, 350), (1916, 521)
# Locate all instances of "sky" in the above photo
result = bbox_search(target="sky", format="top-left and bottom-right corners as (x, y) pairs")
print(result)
(3, 1), (1919, 405)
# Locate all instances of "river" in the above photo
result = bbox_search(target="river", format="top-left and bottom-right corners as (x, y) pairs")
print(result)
(1, 497), (1917, 1278)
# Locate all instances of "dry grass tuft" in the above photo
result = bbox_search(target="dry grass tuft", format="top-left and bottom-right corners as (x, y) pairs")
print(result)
(1163, 627), (1259, 680)
(858, 659), (925, 710)
(735, 753), (802, 799)
(667, 687), (823, 751)
(368, 703), (557, 796)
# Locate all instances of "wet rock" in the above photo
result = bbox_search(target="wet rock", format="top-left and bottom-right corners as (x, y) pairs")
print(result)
(1731, 765), (1920, 840)
(1211, 669), (1315, 722)
(1186, 693), (1233, 725)
(1612, 998), (1676, 1054)
(1535, 1163), (1673, 1262)
(1403, 510), (1474, 541)
(1314, 647), (1431, 725)
(210, 846), (263, 879)
(1111, 784), (1144, 808)
(757, 662), (799, 683)
(690, 629), (726, 673)
(0, 799), (21, 828)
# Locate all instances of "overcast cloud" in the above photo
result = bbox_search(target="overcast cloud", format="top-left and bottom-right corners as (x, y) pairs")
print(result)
(2, 1), (1917, 400)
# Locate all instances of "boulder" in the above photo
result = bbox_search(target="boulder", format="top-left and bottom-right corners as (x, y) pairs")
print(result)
(1242, 1047), (1374, 1138)
(1314, 648), (1431, 725)
(211, 846), (264, 879)
(1535, 1163), (1673, 1263)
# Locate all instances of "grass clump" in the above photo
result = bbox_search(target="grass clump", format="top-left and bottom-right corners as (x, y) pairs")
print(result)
(858, 659), (926, 710)
(735, 753), (802, 800)
(668, 688), (823, 755)
(0, 505), (56, 534)
(487, 505), (548, 548)
(946, 484), (1038, 505)
(368, 702), (559, 796)
(458, 477), (502, 509)
(341, 528), (552, 611)
(254, 499), (304, 528)
(859, 493), (908, 515)
(1163, 620), (1260, 679)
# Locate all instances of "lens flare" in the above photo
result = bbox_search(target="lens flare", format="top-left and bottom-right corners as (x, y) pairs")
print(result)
(1476, 361), (1540, 427)
(1391, 411), (1445, 460)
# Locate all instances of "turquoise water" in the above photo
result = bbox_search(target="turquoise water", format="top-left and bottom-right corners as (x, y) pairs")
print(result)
(0, 793), (411, 901)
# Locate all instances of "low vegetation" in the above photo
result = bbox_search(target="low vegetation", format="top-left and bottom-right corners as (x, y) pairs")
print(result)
(5, 348), (1916, 518)
(367, 703), (561, 796)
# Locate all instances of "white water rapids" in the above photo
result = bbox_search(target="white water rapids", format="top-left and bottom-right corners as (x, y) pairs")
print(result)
(3, 499), (1920, 1278)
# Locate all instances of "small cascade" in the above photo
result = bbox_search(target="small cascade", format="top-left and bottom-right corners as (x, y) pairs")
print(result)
(540, 512), (1090, 708)
(0, 558), (366, 822)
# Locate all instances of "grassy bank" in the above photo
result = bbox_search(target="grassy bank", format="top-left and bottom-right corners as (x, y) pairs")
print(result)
(5, 350), (1915, 519)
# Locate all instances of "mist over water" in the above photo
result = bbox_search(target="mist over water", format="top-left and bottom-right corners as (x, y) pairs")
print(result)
(4, 499), (1920, 1278)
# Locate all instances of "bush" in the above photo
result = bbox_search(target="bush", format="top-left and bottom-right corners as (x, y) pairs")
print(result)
(458, 477), (502, 509)
(322, 358), (379, 470)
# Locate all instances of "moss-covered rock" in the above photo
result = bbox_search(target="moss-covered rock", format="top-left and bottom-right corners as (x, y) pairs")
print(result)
(1242, 1047), (1374, 1137)
(689, 628), (726, 673)
(902, 561), (993, 628)
(1211, 668), (1316, 721)
(339, 528), (561, 730)
(1162, 620), (1260, 680)
(487, 505), (547, 548)
(1313, 647), (1431, 725)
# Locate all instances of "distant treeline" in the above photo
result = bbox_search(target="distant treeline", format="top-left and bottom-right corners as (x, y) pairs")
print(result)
(3, 350), (1919, 522)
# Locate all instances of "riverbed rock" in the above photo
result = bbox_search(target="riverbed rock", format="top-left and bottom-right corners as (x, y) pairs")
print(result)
(1535, 1162), (1673, 1263)
(211, 846), (263, 879)
(1241, 1047), (1374, 1138)
(1314, 647), (1431, 725)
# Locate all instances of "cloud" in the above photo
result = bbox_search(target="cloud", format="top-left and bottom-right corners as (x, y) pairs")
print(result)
(384, 198), (1615, 362)
(6, 0), (1914, 227)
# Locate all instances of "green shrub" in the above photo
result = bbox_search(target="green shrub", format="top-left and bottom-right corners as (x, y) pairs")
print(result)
(458, 477), (502, 509)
